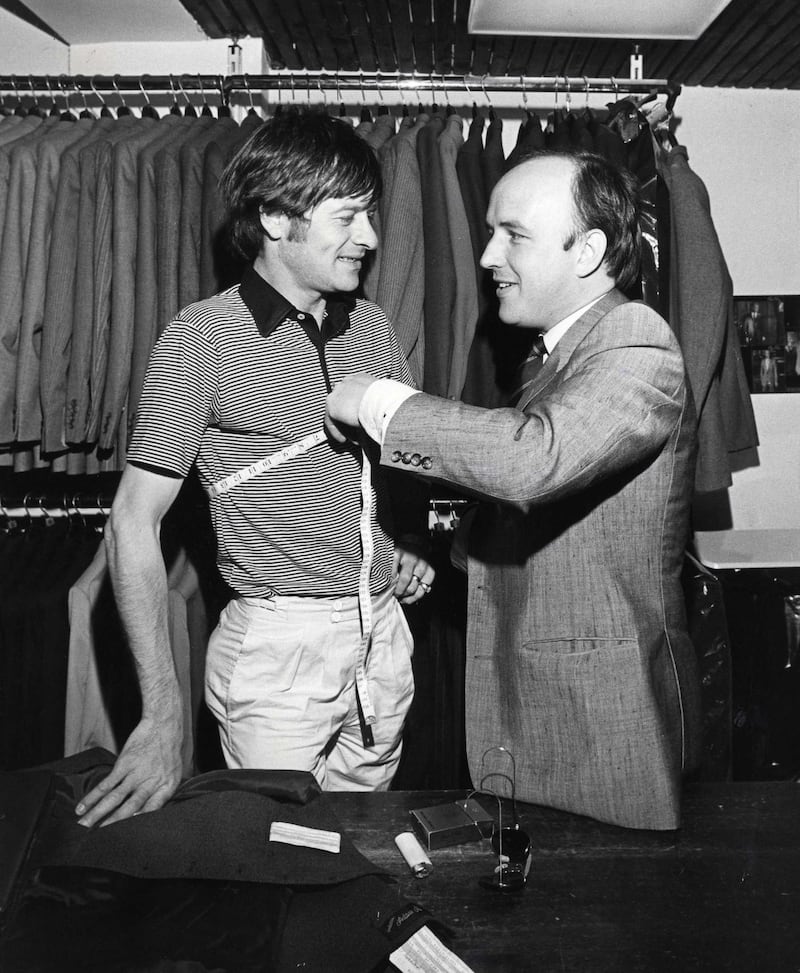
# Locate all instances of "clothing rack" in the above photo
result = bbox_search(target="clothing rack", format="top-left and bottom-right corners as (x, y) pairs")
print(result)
(0, 71), (679, 104)
(0, 494), (113, 522)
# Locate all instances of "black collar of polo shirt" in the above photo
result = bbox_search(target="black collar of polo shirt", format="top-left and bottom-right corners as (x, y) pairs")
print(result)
(239, 264), (356, 346)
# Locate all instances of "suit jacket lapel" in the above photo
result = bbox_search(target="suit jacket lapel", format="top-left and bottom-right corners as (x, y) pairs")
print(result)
(517, 289), (628, 411)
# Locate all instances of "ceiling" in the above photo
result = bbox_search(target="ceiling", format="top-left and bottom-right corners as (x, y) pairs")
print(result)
(4, 0), (800, 89)
(178, 0), (800, 88)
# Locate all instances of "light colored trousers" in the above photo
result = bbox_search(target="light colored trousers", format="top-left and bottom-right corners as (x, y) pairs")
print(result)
(205, 587), (414, 790)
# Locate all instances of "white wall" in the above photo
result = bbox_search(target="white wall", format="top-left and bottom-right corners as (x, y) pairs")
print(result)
(69, 39), (264, 77)
(674, 86), (800, 297)
(0, 8), (68, 73)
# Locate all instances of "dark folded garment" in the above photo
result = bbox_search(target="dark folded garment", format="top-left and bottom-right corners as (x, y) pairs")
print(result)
(0, 749), (436, 973)
(0, 770), (53, 915)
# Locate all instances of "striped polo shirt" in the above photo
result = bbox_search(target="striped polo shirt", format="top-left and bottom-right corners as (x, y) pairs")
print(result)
(128, 265), (416, 599)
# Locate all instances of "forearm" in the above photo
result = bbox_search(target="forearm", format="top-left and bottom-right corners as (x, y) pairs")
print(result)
(104, 507), (182, 726)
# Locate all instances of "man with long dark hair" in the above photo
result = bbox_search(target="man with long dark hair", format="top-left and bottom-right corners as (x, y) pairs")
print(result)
(77, 110), (433, 826)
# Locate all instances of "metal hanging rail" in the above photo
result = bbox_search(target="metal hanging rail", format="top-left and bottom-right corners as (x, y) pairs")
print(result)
(0, 71), (677, 99)
(0, 493), (113, 521)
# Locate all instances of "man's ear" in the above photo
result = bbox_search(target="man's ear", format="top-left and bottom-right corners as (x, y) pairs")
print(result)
(576, 228), (608, 278)
(259, 208), (289, 241)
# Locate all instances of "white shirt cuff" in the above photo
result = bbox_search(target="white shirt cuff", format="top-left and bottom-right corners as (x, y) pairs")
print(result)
(358, 379), (420, 445)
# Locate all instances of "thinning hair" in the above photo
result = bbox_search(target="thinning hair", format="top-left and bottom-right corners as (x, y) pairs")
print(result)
(219, 108), (382, 261)
(511, 149), (642, 291)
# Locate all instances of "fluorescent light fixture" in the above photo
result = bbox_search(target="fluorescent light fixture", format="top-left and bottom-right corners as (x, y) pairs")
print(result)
(467, 0), (734, 41)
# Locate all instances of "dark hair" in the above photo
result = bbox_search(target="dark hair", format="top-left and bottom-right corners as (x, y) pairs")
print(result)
(219, 108), (382, 261)
(511, 149), (642, 291)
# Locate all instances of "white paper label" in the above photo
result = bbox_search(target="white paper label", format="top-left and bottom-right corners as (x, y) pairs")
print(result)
(268, 821), (341, 854)
(390, 925), (476, 973)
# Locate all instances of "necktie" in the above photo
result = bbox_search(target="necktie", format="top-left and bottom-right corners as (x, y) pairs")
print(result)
(511, 332), (548, 405)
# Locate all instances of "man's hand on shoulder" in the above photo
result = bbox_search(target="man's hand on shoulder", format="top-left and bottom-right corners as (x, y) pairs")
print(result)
(75, 708), (183, 828)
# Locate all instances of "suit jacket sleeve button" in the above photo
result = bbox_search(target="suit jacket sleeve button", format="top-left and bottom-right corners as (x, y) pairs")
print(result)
(391, 450), (402, 463)
(402, 452), (412, 464)
(421, 457), (432, 469)
(410, 453), (421, 466)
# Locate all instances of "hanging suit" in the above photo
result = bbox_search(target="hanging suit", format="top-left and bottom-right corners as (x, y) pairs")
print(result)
(96, 117), (174, 460)
(63, 116), (140, 451)
(127, 116), (196, 441)
(39, 117), (117, 454)
(0, 115), (62, 443)
(659, 144), (758, 491)
(10, 119), (91, 445)
(178, 114), (237, 310)
(374, 114), (427, 386)
(438, 111), (479, 400)
(197, 111), (260, 300)
(154, 115), (216, 339)
(417, 112), (456, 396)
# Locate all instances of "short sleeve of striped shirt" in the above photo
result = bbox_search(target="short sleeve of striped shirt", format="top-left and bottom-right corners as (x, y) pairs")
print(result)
(128, 318), (219, 478)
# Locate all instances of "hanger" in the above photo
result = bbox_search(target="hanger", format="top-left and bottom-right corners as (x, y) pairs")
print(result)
(333, 73), (346, 118)
(358, 72), (372, 123)
(428, 73), (438, 114)
(90, 76), (115, 118)
(441, 74), (456, 116)
(58, 76), (78, 121)
(179, 75), (198, 117)
(244, 74), (260, 118)
(113, 75), (133, 116)
(26, 76), (47, 117)
(44, 75), (61, 117)
(73, 78), (95, 119)
(11, 76), (28, 116)
(479, 74), (494, 122)
(317, 74), (329, 114)
(216, 76), (232, 117)
(462, 76), (479, 120)
(375, 70), (388, 116)
(138, 78), (159, 119)
(394, 75), (409, 118)
(196, 74), (214, 117)
(168, 74), (182, 116)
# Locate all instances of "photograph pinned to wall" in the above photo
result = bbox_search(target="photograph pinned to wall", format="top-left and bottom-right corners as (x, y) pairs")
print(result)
(734, 296), (785, 349)
(784, 329), (800, 391)
(735, 295), (800, 393)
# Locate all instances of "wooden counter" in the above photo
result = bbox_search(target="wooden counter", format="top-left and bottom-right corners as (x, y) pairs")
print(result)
(327, 783), (800, 971)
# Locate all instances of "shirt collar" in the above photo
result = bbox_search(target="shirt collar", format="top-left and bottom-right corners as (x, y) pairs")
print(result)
(239, 264), (355, 341)
(541, 292), (611, 356)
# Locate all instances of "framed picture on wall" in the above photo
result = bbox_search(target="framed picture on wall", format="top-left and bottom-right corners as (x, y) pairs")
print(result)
(735, 295), (800, 393)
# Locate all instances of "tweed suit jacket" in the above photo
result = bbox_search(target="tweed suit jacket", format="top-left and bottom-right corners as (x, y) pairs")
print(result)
(382, 291), (702, 830)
